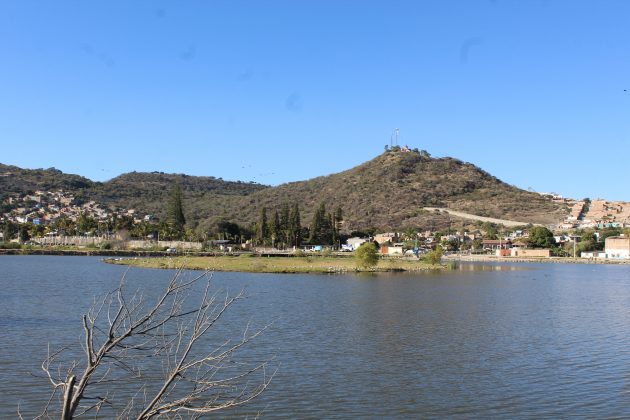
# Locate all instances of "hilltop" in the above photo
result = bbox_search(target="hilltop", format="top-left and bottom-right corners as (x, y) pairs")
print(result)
(217, 150), (566, 231)
(1, 151), (567, 232)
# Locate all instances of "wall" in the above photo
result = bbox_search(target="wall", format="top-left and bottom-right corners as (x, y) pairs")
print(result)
(511, 249), (551, 257)
(605, 237), (630, 259)
(36, 236), (109, 246)
(126, 240), (203, 250)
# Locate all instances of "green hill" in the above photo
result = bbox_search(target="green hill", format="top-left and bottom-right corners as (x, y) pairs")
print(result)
(0, 164), (95, 192)
(218, 150), (566, 231)
(1, 151), (567, 232)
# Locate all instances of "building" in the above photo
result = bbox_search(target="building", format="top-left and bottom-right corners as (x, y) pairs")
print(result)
(605, 235), (630, 259)
(374, 233), (398, 245)
(482, 239), (511, 251)
(380, 245), (404, 255)
(581, 251), (607, 259)
(346, 237), (368, 251)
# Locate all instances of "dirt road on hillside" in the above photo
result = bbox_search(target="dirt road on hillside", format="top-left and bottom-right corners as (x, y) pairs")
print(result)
(423, 207), (541, 227)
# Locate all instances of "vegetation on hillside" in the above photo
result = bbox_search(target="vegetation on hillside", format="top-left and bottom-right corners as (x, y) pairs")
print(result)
(217, 150), (566, 232)
(1, 150), (567, 237)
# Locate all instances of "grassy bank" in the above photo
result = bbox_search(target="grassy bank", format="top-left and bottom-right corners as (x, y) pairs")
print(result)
(105, 255), (443, 273)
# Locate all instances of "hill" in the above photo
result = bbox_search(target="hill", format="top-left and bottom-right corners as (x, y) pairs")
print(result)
(218, 150), (567, 231)
(89, 172), (268, 223)
(1, 151), (568, 232)
(0, 164), (268, 224)
(0, 164), (95, 192)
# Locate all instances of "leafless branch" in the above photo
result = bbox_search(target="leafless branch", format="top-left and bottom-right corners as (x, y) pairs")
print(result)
(36, 268), (273, 419)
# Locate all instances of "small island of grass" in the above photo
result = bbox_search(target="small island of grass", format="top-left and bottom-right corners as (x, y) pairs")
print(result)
(104, 254), (444, 274)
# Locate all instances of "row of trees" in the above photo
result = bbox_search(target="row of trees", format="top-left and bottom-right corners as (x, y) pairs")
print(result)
(255, 203), (303, 247)
(254, 202), (344, 248)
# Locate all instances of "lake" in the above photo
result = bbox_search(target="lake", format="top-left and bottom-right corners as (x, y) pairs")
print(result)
(1, 256), (630, 418)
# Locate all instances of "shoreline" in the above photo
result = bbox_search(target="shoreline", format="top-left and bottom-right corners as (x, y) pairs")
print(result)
(103, 255), (445, 274)
(3, 248), (628, 268)
(443, 254), (630, 265)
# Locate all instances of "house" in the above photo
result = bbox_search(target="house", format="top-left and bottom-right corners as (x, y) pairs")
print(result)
(482, 239), (511, 251)
(346, 237), (368, 251)
(581, 251), (607, 259)
(605, 235), (630, 259)
(380, 245), (403, 255)
(374, 233), (398, 245)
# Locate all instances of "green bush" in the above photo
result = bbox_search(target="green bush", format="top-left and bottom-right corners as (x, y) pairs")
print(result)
(424, 246), (443, 265)
(355, 242), (379, 269)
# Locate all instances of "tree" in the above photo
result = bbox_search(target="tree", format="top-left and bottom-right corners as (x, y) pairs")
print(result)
(599, 227), (622, 244)
(269, 210), (280, 248)
(19, 225), (31, 243)
(112, 215), (134, 233)
(2, 221), (18, 242)
(355, 242), (379, 269)
(424, 245), (443, 265)
(256, 207), (268, 245)
(280, 202), (290, 248)
(332, 206), (343, 248)
(527, 226), (556, 249)
(481, 222), (498, 240)
(214, 219), (241, 241)
(76, 212), (97, 235)
(38, 269), (273, 419)
(308, 202), (332, 245)
(289, 204), (302, 247)
(167, 184), (186, 238)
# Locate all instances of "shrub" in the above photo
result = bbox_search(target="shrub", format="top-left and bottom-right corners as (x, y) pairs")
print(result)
(355, 242), (379, 269)
(424, 246), (443, 265)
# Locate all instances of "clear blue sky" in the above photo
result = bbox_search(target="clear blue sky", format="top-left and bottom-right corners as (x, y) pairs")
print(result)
(1, 1), (629, 200)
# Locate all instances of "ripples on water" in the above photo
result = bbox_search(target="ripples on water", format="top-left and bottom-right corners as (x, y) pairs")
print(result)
(1, 256), (630, 418)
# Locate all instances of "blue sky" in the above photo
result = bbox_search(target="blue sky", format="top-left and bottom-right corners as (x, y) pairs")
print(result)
(1, 1), (629, 200)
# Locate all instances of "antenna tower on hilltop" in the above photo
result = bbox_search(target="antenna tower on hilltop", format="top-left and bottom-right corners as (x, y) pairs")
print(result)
(390, 128), (400, 148)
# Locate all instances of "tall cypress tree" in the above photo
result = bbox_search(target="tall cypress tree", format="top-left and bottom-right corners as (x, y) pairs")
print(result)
(289, 203), (301, 247)
(167, 184), (186, 239)
(308, 203), (323, 244)
(280, 202), (290, 247)
(333, 206), (343, 247)
(269, 210), (280, 248)
(256, 207), (268, 245)
(309, 202), (333, 244)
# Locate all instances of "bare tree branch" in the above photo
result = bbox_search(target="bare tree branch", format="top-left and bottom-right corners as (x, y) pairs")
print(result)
(37, 268), (273, 419)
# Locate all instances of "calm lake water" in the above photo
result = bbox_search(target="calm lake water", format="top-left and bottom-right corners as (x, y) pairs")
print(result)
(2, 256), (630, 418)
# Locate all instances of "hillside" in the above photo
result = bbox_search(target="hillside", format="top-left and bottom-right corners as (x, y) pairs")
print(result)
(89, 172), (268, 223)
(0, 164), (268, 224)
(217, 151), (567, 231)
(1, 151), (568, 232)
(0, 164), (95, 192)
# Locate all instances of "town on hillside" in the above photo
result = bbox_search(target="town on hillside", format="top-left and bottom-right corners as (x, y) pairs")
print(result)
(1, 187), (629, 261)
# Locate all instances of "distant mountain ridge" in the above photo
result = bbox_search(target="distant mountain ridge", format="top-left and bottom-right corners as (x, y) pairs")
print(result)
(0, 152), (567, 232)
